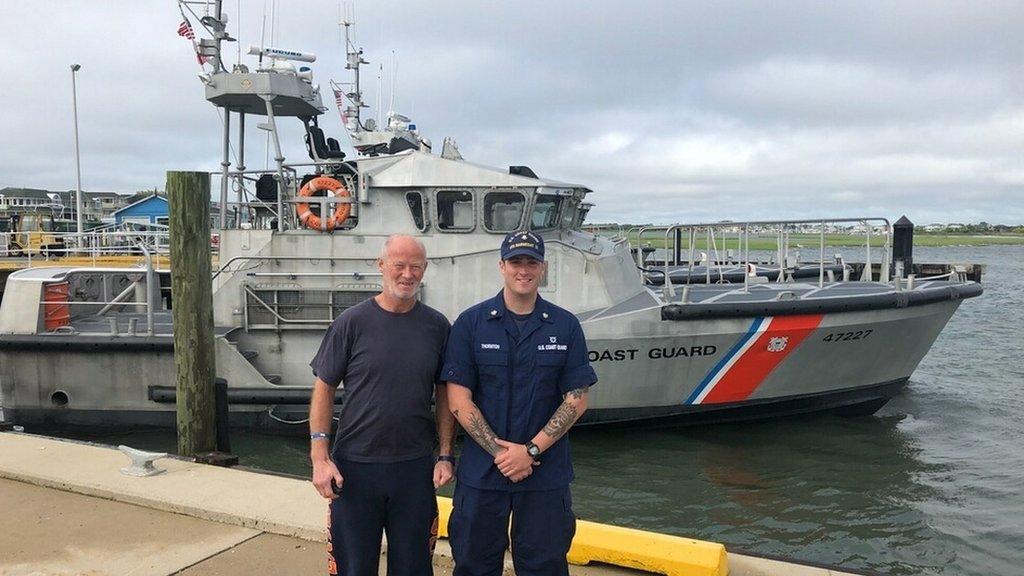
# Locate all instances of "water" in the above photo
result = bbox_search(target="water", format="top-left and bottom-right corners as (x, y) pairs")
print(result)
(32, 245), (1024, 575)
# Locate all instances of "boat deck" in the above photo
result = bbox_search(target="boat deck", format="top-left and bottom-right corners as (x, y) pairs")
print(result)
(43, 280), (982, 332)
(581, 279), (982, 322)
(66, 311), (176, 336)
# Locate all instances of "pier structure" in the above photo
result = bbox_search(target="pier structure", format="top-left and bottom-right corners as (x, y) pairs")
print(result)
(0, 431), (866, 576)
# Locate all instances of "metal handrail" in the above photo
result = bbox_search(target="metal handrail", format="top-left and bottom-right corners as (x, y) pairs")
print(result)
(212, 254), (381, 280)
(0, 229), (182, 267)
(583, 223), (625, 240)
(35, 258), (161, 335)
(243, 286), (334, 325)
(644, 217), (893, 299)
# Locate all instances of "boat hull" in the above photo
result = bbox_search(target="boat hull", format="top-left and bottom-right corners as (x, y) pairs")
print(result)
(0, 298), (961, 429)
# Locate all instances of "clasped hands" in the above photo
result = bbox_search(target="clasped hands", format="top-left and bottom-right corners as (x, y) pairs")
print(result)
(493, 438), (539, 483)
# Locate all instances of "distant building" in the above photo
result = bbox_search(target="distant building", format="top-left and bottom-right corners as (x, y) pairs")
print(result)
(75, 191), (131, 219)
(0, 187), (133, 222)
(112, 194), (169, 227)
(0, 187), (63, 214)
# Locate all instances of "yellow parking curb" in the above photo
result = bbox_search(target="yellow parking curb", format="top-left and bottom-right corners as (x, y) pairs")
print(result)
(436, 496), (728, 576)
(568, 518), (727, 576)
(438, 496), (454, 537)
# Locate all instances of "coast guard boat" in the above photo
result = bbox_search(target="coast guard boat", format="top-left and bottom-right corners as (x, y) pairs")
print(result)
(0, 4), (982, 429)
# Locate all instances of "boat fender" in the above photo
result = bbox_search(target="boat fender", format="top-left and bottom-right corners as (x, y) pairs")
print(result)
(296, 176), (351, 231)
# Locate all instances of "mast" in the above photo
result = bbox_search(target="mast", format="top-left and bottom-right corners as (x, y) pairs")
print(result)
(334, 17), (429, 157)
(341, 18), (368, 133)
(188, 0), (325, 233)
(182, 0), (234, 226)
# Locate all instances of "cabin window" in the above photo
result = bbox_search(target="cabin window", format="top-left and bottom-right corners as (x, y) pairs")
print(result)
(406, 192), (427, 231)
(559, 199), (578, 230)
(576, 204), (592, 228)
(530, 195), (563, 230)
(436, 190), (475, 231)
(483, 191), (526, 232)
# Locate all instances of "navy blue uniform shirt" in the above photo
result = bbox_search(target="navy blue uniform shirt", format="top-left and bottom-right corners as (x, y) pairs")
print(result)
(442, 291), (597, 492)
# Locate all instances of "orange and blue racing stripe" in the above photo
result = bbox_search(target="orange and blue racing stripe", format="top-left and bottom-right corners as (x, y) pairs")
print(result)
(685, 314), (824, 405)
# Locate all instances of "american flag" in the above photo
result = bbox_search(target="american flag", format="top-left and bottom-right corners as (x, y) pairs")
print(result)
(332, 85), (349, 124)
(176, 20), (195, 40)
(176, 19), (207, 65)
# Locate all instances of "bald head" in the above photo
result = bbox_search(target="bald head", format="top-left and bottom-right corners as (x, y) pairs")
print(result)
(380, 234), (427, 262)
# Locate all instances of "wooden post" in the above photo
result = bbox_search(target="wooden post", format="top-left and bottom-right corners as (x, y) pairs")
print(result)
(167, 171), (216, 457)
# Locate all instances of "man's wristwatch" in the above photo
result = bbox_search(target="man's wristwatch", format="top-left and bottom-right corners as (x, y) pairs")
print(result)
(437, 455), (457, 464)
(525, 441), (541, 461)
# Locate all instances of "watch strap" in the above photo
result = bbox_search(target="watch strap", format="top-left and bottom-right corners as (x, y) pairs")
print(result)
(525, 441), (541, 460)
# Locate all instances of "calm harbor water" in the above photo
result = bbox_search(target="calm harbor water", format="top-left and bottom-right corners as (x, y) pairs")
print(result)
(32, 245), (1023, 576)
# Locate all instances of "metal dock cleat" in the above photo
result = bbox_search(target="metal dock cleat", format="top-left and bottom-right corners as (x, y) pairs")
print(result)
(118, 445), (168, 477)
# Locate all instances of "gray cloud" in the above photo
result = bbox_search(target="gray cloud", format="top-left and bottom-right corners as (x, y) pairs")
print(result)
(1, 0), (1021, 225)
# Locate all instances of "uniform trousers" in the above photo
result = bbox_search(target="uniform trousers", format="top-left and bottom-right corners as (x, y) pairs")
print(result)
(327, 454), (438, 576)
(448, 483), (576, 576)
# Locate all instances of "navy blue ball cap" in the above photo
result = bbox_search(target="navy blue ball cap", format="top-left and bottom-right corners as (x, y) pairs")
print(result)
(501, 231), (545, 261)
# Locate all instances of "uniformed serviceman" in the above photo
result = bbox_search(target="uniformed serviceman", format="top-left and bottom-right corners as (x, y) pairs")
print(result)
(443, 230), (598, 576)
(309, 234), (456, 576)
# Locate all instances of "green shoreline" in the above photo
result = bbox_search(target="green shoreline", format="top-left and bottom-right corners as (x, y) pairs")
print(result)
(598, 233), (1024, 251)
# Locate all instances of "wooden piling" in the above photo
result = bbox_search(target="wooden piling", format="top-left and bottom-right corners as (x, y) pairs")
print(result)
(167, 171), (216, 457)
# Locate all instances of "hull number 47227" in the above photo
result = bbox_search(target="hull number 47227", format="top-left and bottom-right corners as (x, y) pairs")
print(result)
(823, 330), (873, 342)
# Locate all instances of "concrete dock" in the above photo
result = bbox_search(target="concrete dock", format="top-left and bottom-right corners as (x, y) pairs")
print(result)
(0, 432), (863, 576)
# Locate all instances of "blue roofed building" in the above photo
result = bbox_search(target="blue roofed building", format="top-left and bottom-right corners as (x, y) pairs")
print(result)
(111, 194), (168, 228)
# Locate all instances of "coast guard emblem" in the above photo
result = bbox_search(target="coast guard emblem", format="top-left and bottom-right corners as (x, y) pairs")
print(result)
(767, 337), (789, 352)
(550, 336), (557, 343)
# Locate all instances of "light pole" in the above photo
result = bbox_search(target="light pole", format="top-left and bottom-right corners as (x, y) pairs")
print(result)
(71, 64), (84, 237)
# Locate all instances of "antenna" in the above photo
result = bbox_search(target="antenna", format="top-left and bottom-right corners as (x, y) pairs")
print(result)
(272, 0), (278, 46)
(377, 63), (383, 129)
(236, 0), (241, 66)
(258, 5), (266, 67)
(388, 50), (397, 118)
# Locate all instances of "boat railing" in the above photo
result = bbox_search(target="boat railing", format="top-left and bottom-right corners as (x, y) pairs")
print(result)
(0, 228), (182, 267)
(582, 223), (626, 241)
(219, 163), (360, 232)
(222, 166), (300, 229)
(32, 240), (164, 336)
(630, 218), (893, 299)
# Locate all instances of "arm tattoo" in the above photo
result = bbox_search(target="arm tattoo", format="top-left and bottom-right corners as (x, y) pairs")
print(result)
(541, 387), (588, 440)
(466, 410), (502, 456)
(542, 402), (579, 440)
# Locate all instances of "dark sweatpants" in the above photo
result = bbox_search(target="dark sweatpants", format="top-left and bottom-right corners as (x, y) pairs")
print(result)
(327, 455), (438, 576)
(448, 483), (576, 576)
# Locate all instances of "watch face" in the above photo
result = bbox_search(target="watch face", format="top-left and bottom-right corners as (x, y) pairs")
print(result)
(527, 443), (540, 457)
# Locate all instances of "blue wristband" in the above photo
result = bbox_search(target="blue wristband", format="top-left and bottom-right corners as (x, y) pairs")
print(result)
(310, 432), (330, 441)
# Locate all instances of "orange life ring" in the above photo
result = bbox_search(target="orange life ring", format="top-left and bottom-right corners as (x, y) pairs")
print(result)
(295, 176), (351, 231)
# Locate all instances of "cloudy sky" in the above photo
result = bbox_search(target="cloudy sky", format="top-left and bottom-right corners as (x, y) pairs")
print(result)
(1, 1), (1021, 224)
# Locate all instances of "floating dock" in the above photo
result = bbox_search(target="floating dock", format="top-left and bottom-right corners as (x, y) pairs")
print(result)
(0, 432), (866, 576)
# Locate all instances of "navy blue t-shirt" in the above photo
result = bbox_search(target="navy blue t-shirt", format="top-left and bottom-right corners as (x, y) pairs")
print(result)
(310, 298), (450, 463)
(442, 292), (597, 491)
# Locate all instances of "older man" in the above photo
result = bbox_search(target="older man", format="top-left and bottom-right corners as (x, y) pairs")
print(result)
(309, 234), (455, 576)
